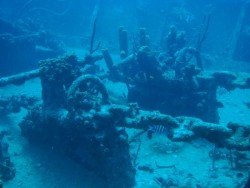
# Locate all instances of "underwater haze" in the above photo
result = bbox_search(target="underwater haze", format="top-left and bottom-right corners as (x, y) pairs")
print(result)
(0, 0), (250, 187)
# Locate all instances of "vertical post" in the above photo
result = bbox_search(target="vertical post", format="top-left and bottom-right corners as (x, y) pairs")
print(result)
(139, 28), (150, 47)
(230, 1), (248, 60)
(102, 49), (114, 71)
(119, 26), (128, 59)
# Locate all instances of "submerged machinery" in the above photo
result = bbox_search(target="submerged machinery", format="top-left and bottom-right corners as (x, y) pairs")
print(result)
(0, 26), (250, 187)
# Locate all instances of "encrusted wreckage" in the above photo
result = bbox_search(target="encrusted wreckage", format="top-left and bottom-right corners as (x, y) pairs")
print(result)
(0, 26), (250, 187)
(0, 18), (64, 77)
(0, 131), (15, 183)
(0, 95), (38, 117)
(0, 54), (244, 187)
(103, 27), (250, 123)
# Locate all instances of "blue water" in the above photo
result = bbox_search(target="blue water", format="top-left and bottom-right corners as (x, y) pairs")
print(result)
(0, 0), (250, 187)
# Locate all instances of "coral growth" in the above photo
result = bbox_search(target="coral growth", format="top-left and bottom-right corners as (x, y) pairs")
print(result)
(0, 131), (15, 182)
(0, 95), (38, 117)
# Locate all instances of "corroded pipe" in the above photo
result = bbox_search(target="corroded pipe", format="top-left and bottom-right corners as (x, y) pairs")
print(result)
(0, 69), (40, 87)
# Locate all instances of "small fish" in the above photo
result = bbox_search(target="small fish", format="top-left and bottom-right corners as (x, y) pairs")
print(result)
(147, 125), (171, 139)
